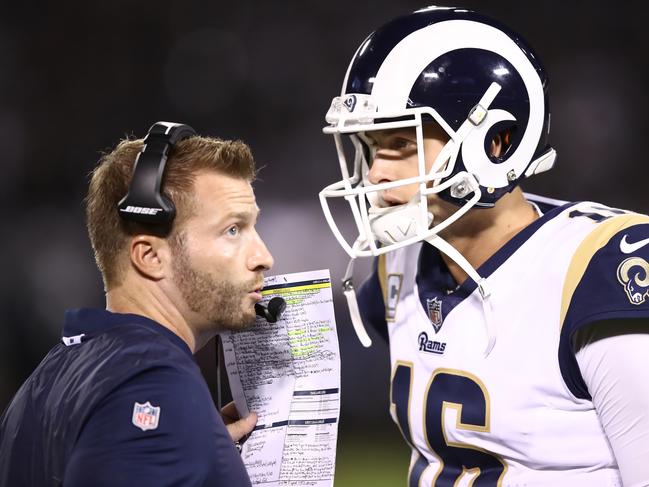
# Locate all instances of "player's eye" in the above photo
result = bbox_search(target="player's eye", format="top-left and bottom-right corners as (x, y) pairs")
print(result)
(226, 225), (239, 236)
(389, 137), (415, 151)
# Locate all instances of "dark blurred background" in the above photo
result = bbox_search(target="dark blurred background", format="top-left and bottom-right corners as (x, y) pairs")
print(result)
(1, 1), (648, 484)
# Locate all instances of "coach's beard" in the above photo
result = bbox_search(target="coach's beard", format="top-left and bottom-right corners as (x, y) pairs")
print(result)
(172, 247), (258, 331)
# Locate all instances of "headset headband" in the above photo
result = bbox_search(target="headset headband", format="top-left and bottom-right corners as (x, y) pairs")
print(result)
(117, 121), (196, 224)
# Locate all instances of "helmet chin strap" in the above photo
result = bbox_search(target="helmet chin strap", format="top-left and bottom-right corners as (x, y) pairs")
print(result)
(343, 235), (496, 356)
(342, 240), (373, 348)
(424, 235), (496, 357)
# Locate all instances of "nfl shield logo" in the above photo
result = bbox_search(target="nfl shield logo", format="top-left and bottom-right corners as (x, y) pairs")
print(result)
(426, 297), (444, 333)
(132, 401), (161, 431)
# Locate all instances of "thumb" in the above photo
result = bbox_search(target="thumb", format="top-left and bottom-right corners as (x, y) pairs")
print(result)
(226, 411), (258, 442)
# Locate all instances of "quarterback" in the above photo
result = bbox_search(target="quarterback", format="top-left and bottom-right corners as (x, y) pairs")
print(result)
(319, 7), (649, 487)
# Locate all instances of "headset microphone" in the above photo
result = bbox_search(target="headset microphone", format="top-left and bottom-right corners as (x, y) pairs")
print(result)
(255, 297), (286, 323)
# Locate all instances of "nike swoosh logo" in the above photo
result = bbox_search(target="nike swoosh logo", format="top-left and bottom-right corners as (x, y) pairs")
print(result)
(620, 234), (649, 254)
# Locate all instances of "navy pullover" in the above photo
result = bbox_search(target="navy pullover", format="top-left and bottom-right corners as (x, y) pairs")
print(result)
(0, 308), (251, 487)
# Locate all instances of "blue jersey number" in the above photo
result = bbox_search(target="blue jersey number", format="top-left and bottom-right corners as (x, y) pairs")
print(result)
(568, 204), (626, 222)
(391, 364), (507, 486)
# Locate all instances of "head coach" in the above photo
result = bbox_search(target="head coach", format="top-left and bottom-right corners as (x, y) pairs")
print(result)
(0, 122), (274, 486)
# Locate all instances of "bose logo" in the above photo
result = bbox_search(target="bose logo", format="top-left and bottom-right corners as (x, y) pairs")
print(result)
(120, 205), (162, 215)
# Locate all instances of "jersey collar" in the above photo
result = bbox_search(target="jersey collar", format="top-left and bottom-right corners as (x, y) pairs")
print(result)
(62, 308), (193, 357)
(417, 200), (578, 311)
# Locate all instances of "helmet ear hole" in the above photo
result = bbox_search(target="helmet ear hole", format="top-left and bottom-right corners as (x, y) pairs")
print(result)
(485, 123), (517, 163)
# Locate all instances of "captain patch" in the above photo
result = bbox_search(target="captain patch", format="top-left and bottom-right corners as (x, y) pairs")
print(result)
(385, 274), (403, 321)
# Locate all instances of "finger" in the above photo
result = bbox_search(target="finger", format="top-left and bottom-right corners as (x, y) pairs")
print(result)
(226, 411), (258, 441)
(220, 401), (240, 424)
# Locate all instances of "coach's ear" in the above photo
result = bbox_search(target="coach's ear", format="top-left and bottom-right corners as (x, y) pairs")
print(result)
(129, 235), (171, 280)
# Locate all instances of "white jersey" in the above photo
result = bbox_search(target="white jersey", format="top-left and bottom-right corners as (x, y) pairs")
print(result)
(357, 198), (649, 486)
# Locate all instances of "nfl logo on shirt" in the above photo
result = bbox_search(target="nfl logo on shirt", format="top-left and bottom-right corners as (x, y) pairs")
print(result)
(426, 297), (443, 333)
(132, 401), (161, 431)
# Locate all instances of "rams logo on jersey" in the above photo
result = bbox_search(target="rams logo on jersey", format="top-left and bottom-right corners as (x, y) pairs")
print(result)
(418, 331), (446, 355)
(617, 257), (649, 305)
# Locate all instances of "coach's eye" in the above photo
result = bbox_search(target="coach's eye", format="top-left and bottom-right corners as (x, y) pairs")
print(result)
(227, 225), (239, 236)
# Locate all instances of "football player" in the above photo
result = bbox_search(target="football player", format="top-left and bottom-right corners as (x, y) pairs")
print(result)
(319, 7), (649, 486)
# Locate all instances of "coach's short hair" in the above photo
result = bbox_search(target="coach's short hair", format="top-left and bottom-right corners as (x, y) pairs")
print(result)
(85, 135), (256, 290)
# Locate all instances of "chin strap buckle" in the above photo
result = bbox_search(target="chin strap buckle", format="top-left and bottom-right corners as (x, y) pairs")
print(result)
(468, 104), (488, 126)
(477, 278), (491, 299)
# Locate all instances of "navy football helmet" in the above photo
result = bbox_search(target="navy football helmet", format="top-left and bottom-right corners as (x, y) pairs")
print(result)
(320, 6), (556, 259)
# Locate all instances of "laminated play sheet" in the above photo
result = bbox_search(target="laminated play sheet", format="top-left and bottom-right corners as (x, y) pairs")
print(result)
(222, 269), (340, 487)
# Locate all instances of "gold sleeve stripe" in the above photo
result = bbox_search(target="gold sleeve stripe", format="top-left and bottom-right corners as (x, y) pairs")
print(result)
(377, 254), (387, 303)
(560, 214), (649, 328)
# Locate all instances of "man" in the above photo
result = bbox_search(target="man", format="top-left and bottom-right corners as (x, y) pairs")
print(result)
(0, 122), (273, 486)
(319, 7), (649, 486)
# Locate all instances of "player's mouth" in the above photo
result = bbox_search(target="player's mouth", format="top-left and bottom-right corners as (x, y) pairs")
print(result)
(379, 193), (406, 207)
